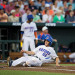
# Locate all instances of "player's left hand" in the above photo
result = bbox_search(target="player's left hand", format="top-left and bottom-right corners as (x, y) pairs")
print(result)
(56, 64), (61, 67)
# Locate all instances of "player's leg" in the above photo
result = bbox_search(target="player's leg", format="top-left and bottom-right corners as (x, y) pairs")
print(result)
(22, 37), (29, 56)
(12, 56), (28, 66)
(69, 53), (75, 58)
(69, 53), (75, 62)
(26, 56), (42, 67)
(30, 38), (35, 51)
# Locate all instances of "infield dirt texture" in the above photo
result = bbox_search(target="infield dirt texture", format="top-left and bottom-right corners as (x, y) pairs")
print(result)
(0, 63), (75, 75)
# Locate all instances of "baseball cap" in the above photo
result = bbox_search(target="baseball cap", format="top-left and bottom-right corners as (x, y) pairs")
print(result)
(45, 4), (50, 7)
(11, 10), (15, 13)
(27, 14), (33, 20)
(42, 26), (48, 31)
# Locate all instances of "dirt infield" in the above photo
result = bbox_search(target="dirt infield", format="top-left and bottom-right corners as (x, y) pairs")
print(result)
(0, 63), (75, 74)
(0, 64), (75, 74)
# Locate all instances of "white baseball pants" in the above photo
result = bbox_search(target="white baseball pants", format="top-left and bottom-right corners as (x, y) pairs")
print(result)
(12, 56), (42, 67)
(22, 37), (35, 56)
(69, 53), (75, 58)
(69, 53), (75, 62)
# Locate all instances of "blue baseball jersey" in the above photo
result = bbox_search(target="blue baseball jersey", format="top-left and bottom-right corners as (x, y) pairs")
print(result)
(38, 33), (53, 41)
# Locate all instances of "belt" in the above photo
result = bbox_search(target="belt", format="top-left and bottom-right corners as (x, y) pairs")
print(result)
(34, 56), (41, 60)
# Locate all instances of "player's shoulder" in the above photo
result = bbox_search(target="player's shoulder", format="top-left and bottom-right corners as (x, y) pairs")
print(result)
(48, 47), (56, 52)
(38, 45), (45, 48)
(31, 22), (36, 25)
(48, 47), (54, 49)
(22, 22), (26, 25)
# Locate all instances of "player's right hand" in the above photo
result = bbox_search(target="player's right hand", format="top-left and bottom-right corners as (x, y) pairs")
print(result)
(53, 39), (57, 42)
(20, 50), (25, 53)
(35, 40), (38, 45)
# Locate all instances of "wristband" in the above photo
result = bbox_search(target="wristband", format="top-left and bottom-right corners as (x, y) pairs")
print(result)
(35, 38), (38, 40)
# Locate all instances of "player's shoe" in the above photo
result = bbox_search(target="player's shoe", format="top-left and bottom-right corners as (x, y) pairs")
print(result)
(22, 63), (26, 67)
(7, 57), (13, 67)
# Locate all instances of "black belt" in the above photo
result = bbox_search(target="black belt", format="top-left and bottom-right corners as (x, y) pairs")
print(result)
(34, 56), (41, 60)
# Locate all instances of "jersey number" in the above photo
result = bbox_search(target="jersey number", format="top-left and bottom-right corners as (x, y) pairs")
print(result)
(42, 53), (47, 57)
(30, 29), (33, 32)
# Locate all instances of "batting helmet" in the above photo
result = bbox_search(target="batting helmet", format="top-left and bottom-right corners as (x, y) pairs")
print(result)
(27, 14), (33, 21)
(45, 36), (53, 46)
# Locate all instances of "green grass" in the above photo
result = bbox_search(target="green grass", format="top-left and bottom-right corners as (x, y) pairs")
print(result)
(0, 70), (75, 75)
(60, 64), (75, 66)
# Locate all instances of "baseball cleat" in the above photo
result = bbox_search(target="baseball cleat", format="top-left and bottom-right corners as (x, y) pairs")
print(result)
(7, 57), (13, 67)
(22, 63), (26, 67)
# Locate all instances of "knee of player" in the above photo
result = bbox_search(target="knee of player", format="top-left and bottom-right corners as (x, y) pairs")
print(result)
(69, 55), (74, 58)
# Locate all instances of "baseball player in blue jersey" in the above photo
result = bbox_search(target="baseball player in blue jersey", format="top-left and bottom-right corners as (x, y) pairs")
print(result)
(38, 26), (57, 43)
(38, 26), (53, 41)
(7, 36), (60, 67)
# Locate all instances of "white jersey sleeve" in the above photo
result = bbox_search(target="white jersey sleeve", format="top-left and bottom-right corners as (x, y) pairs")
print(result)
(34, 23), (37, 31)
(21, 23), (25, 31)
(50, 48), (58, 59)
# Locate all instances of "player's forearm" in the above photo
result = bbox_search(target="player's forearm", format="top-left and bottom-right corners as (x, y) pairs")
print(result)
(56, 57), (59, 66)
(24, 51), (35, 55)
(53, 39), (57, 42)
(34, 31), (38, 40)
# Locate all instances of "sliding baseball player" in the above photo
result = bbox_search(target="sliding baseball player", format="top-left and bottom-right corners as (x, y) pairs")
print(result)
(7, 36), (60, 67)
